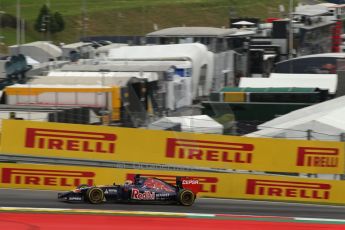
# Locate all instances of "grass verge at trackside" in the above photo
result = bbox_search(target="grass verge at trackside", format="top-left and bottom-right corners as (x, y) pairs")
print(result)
(0, 0), (289, 47)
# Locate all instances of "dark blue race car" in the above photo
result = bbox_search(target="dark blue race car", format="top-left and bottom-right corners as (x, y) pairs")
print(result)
(58, 174), (200, 206)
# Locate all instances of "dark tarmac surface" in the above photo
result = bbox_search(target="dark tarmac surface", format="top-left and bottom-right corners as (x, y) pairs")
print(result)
(0, 189), (344, 219)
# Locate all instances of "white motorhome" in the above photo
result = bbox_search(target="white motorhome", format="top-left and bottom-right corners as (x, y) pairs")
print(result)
(51, 60), (194, 111)
(107, 43), (214, 100)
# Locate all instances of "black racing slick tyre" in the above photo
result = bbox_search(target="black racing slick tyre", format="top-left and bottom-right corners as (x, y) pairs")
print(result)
(178, 189), (195, 206)
(86, 187), (104, 204)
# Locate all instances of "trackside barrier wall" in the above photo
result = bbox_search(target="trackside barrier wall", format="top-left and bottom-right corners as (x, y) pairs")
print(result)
(1, 120), (344, 174)
(1, 163), (345, 205)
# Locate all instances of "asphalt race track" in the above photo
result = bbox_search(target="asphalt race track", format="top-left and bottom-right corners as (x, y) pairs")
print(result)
(0, 189), (344, 219)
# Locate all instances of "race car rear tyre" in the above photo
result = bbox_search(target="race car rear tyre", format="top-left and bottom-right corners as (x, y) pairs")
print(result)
(86, 187), (104, 204)
(178, 189), (195, 206)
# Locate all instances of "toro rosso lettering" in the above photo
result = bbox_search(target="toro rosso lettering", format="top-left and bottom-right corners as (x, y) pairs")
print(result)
(166, 138), (254, 163)
(131, 189), (155, 200)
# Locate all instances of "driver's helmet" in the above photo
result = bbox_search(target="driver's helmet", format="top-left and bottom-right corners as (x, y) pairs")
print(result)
(124, 180), (133, 185)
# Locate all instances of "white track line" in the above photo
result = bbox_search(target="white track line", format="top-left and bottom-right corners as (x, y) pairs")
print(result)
(295, 217), (345, 223)
(0, 206), (214, 217)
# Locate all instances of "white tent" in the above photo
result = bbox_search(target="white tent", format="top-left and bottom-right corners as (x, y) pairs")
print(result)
(25, 56), (40, 66)
(246, 95), (345, 141)
(232, 20), (255, 26)
(294, 4), (329, 16)
(9, 41), (62, 63)
(148, 115), (223, 134)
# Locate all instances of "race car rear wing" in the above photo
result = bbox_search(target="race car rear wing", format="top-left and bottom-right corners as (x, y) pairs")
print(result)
(176, 177), (202, 194)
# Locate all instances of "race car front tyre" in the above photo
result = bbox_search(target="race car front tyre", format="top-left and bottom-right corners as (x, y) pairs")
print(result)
(86, 187), (104, 204)
(178, 189), (195, 206)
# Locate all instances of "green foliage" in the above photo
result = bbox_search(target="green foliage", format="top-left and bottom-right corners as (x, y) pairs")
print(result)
(33, 4), (64, 34)
(0, 14), (17, 28)
(0, 0), (289, 45)
(49, 12), (59, 33)
(54, 12), (65, 32)
(34, 4), (49, 33)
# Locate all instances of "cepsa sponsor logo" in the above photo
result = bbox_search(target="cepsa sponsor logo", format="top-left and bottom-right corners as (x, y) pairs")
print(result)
(166, 138), (254, 163)
(25, 128), (117, 154)
(1, 168), (95, 187)
(182, 179), (199, 185)
(246, 179), (331, 200)
(131, 189), (155, 200)
(297, 147), (339, 167)
(127, 174), (218, 193)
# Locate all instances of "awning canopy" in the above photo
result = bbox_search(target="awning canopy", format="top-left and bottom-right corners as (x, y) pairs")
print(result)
(232, 20), (255, 25)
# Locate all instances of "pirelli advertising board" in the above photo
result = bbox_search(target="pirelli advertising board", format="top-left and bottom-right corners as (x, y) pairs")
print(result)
(1, 120), (345, 174)
(1, 163), (345, 205)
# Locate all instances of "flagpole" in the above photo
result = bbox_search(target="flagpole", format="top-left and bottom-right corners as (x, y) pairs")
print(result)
(289, 0), (294, 59)
(16, 0), (21, 53)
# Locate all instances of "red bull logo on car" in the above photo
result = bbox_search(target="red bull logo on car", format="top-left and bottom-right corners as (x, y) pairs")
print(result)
(131, 189), (155, 200)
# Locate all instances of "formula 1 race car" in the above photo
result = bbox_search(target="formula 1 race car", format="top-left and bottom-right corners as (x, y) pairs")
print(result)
(58, 174), (200, 206)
